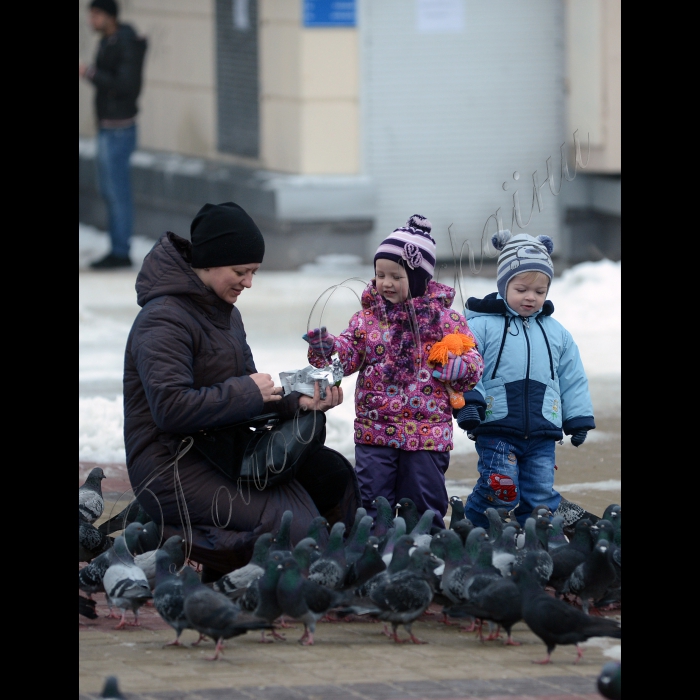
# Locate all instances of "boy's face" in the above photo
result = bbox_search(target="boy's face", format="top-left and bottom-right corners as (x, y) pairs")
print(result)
(506, 272), (549, 317)
(375, 258), (410, 303)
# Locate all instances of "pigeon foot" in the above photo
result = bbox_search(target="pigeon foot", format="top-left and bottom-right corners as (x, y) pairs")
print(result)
(191, 633), (207, 646)
(299, 633), (315, 646)
(114, 614), (128, 630)
(408, 633), (427, 644)
(163, 638), (184, 647)
(206, 639), (224, 661)
(533, 656), (552, 664)
(503, 636), (521, 646)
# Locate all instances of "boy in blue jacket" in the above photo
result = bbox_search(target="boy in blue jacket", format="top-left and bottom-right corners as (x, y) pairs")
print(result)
(451, 231), (599, 529)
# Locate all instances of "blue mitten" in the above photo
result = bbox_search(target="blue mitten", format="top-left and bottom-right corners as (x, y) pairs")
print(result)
(455, 404), (481, 431)
(302, 326), (334, 357)
(570, 429), (588, 447)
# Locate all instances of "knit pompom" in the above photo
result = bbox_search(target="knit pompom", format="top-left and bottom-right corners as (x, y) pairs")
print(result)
(406, 215), (432, 234)
(537, 235), (554, 255)
(491, 229), (512, 251)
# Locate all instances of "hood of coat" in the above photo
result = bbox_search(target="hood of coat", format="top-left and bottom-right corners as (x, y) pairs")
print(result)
(466, 291), (554, 319)
(135, 232), (233, 327)
(361, 279), (456, 311)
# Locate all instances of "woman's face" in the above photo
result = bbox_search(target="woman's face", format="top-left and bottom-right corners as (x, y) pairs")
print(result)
(195, 263), (261, 304)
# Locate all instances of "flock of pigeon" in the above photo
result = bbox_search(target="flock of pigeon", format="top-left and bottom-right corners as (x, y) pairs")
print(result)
(79, 466), (621, 696)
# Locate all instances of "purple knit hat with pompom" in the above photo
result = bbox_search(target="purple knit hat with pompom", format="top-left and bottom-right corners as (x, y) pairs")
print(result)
(492, 230), (554, 299)
(374, 215), (437, 298)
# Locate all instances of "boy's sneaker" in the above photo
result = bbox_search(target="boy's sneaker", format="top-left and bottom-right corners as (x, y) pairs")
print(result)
(554, 497), (600, 537)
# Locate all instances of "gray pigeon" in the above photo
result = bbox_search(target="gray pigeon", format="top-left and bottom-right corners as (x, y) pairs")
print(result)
(79, 595), (98, 620)
(102, 534), (153, 628)
(269, 510), (294, 553)
(379, 516), (407, 565)
(514, 518), (553, 587)
(344, 515), (374, 565)
(492, 525), (519, 578)
(250, 550), (292, 641)
(79, 467), (106, 524)
(181, 567), (272, 660)
(152, 550), (192, 646)
(79, 522), (144, 605)
(563, 538), (617, 615)
(275, 557), (352, 645)
(212, 533), (273, 597)
(308, 521), (347, 589)
(79, 516), (113, 563)
(408, 510), (436, 549)
(100, 676), (125, 699)
(134, 535), (185, 589)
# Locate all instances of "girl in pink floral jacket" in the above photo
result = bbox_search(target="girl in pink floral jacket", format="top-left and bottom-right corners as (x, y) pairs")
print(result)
(304, 216), (484, 528)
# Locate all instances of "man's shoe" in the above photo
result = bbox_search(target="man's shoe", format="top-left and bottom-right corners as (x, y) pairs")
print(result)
(90, 253), (132, 270)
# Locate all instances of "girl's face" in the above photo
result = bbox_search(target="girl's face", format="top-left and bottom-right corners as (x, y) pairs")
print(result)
(375, 259), (410, 303)
(505, 271), (549, 317)
(194, 263), (260, 304)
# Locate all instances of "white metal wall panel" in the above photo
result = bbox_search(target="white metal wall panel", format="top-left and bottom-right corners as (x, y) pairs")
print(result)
(359, 0), (567, 268)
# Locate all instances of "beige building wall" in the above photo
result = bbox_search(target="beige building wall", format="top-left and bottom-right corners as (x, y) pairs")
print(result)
(79, 0), (217, 159)
(565, 0), (621, 173)
(259, 0), (360, 174)
(79, 0), (361, 173)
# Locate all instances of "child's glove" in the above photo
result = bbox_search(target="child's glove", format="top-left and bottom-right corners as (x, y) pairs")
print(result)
(570, 429), (588, 447)
(455, 404), (481, 431)
(432, 352), (471, 383)
(302, 326), (334, 357)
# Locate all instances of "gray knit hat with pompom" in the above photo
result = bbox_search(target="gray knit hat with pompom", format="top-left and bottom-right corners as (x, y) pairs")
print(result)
(492, 230), (554, 299)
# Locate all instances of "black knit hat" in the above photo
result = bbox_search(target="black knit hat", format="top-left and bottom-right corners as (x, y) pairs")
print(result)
(190, 202), (265, 268)
(89, 0), (119, 17)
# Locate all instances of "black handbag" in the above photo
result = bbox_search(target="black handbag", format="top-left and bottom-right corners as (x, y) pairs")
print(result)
(191, 410), (326, 489)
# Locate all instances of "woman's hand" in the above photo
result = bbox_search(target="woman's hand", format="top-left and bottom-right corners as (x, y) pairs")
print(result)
(250, 373), (283, 402)
(299, 381), (343, 413)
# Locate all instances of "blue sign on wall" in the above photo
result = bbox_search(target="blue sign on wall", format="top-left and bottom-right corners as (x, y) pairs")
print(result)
(303, 0), (356, 27)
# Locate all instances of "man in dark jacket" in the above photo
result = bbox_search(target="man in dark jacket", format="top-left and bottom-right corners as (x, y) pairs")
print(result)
(80, 0), (147, 270)
(123, 202), (360, 578)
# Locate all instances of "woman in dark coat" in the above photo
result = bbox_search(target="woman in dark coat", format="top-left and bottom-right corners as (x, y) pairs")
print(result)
(123, 202), (360, 577)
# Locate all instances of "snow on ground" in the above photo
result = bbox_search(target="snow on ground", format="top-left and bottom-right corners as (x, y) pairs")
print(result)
(79, 225), (620, 465)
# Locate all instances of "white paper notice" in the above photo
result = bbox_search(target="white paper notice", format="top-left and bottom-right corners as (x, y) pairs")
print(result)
(416, 0), (465, 34)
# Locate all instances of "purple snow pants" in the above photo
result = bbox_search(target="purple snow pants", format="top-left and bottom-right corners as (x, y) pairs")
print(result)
(355, 445), (450, 529)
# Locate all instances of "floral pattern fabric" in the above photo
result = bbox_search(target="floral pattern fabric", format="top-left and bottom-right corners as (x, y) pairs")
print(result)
(308, 281), (484, 452)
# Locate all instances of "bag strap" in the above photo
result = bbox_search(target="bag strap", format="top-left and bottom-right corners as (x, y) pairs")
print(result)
(198, 412), (281, 436)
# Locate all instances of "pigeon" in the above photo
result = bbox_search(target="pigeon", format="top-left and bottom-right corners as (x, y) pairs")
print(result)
(100, 676), (125, 699)
(396, 498), (421, 533)
(597, 661), (621, 700)
(563, 539), (617, 615)
(305, 516), (329, 547)
(79, 516), (113, 563)
(430, 529), (474, 621)
(292, 537), (321, 577)
(547, 518), (596, 597)
(511, 564), (621, 664)
(344, 515), (374, 565)
(535, 515), (553, 551)
(342, 538), (386, 591)
(356, 534), (415, 599)
(514, 518), (553, 587)
(372, 496), (395, 540)
(152, 550), (191, 646)
(181, 566), (273, 659)
(341, 547), (440, 644)
(484, 507), (504, 543)
(79, 522), (144, 600)
(444, 554), (534, 645)
(275, 557), (351, 645)
(308, 521), (347, 590)
(380, 517), (407, 565)
(79, 595), (98, 620)
(134, 535), (185, 589)
(79, 467), (106, 524)
(451, 518), (474, 547)
(448, 496), (466, 529)
(250, 550), (291, 641)
(346, 507), (368, 544)
(137, 520), (162, 554)
(547, 515), (569, 551)
(492, 525), (519, 578)
(98, 498), (152, 536)
(103, 534), (154, 628)
(601, 504), (621, 532)
(269, 510), (294, 553)
(212, 533), (273, 597)
(592, 520), (621, 607)
(462, 541), (503, 603)
(408, 509), (436, 549)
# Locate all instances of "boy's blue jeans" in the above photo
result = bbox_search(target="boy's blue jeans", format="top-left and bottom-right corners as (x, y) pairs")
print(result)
(97, 124), (136, 258)
(463, 435), (561, 528)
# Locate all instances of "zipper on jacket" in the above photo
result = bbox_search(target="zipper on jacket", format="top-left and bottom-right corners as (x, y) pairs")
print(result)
(520, 316), (531, 438)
